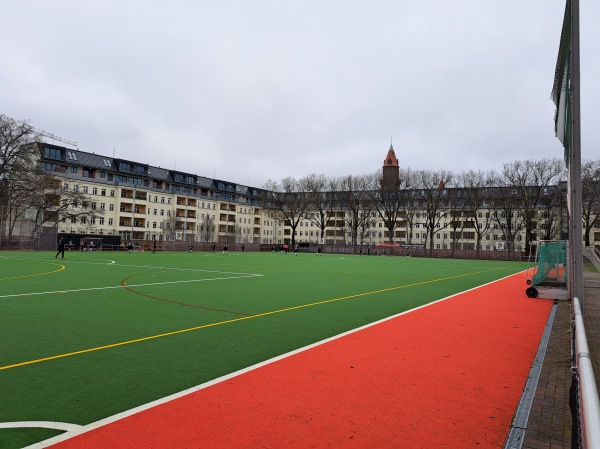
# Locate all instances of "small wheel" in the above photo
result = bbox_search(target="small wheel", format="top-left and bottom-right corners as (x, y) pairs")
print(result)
(526, 279), (532, 285)
(526, 287), (538, 298)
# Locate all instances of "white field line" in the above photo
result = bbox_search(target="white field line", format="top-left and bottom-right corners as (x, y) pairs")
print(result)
(20, 271), (525, 449)
(0, 421), (82, 432)
(0, 274), (263, 300)
(0, 255), (260, 276)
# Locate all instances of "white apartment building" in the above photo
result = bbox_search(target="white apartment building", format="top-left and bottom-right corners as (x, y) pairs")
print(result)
(35, 143), (597, 253)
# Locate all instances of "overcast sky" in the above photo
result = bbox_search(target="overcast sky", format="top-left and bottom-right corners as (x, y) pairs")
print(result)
(2, 1), (598, 187)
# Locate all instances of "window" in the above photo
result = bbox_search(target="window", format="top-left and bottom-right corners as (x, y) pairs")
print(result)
(101, 189), (106, 196)
(70, 167), (77, 173)
(44, 147), (62, 160)
(103, 159), (112, 167)
(40, 162), (58, 171)
(110, 190), (115, 197)
(83, 186), (88, 194)
(109, 204), (114, 211)
(92, 188), (97, 195)
(153, 209), (157, 215)
(118, 162), (132, 172)
(100, 203), (105, 210)
(108, 218), (113, 226)
(99, 218), (105, 225)
(100, 171), (106, 178)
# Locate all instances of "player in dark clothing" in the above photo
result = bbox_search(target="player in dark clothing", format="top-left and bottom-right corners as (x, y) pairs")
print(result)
(55, 238), (65, 259)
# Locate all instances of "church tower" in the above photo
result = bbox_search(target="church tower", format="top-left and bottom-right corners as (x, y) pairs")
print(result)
(382, 143), (399, 189)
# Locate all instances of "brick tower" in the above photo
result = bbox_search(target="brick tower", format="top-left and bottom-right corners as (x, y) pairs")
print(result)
(382, 143), (399, 189)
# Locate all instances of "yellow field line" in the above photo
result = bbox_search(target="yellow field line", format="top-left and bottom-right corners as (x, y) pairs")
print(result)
(0, 266), (505, 372)
(0, 263), (65, 281)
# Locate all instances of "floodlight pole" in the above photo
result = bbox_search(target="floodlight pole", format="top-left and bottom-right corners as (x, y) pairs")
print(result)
(570, 0), (584, 306)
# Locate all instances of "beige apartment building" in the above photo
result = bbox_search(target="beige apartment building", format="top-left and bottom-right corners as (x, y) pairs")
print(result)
(35, 143), (597, 253)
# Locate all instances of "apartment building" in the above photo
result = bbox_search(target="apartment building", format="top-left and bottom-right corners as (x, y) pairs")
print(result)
(36, 143), (596, 252)
(38, 143), (269, 245)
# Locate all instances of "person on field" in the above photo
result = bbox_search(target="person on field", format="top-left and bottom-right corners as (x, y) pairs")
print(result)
(317, 246), (322, 256)
(223, 243), (228, 255)
(55, 238), (65, 259)
(189, 244), (193, 253)
(152, 241), (157, 254)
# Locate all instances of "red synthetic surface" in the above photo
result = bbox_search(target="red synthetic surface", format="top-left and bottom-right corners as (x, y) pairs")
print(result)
(49, 273), (552, 449)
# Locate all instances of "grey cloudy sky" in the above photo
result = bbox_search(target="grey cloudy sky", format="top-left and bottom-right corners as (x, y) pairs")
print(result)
(2, 1), (598, 187)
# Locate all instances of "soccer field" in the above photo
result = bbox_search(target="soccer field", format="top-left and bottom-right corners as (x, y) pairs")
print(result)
(0, 250), (526, 448)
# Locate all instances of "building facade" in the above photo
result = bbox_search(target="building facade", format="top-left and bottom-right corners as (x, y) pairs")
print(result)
(34, 142), (598, 253)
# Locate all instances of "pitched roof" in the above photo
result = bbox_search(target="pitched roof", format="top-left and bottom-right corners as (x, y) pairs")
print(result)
(383, 144), (398, 167)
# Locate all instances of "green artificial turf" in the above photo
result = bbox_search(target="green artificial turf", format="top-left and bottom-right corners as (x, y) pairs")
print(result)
(0, 250), (526, 448)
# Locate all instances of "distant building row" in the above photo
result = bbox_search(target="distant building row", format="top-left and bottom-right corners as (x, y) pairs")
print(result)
(36, 143), (599, 252)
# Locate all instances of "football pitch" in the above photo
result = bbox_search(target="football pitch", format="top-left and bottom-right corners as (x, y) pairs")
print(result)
(0, 250), (526, 448)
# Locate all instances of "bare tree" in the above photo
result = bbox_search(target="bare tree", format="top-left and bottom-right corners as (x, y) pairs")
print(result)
(374, 169), (410, 244)
(537, 184), (566, 241)
(30, 175), (104, 240)
(1, 116), (41, 243)
(356, 173), (379, 246)
(303, 173), (333, 244)
(415, 169), (453, 256)
(396, 168), (419, 246)
(199, 213), (215, 242)
(163, 209), (178, 241)
(262, 176), (310, 247)
(582, 159), (600, 246)
(1, 118), (103, 245)
(501, 159), (565, 254)
(488, 171), (524, 257)
(456, 170), (494, 258)
(338, 174), (375, 246)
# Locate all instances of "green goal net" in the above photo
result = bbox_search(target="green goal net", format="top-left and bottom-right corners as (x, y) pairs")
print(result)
(531, 240), (567, 287)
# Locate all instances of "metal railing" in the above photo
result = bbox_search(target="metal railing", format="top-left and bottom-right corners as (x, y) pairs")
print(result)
(573, 296), (600, 448)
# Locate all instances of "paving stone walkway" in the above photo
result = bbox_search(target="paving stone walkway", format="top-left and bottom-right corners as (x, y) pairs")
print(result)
(521, 269), (600, 449)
